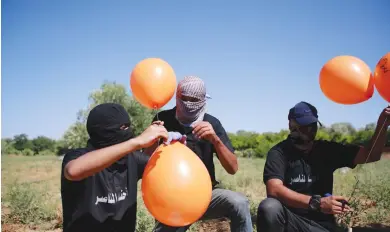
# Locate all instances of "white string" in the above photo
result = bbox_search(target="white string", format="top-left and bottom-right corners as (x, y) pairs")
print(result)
(348, 116), (388, 201)
(153, 106), (162, 146)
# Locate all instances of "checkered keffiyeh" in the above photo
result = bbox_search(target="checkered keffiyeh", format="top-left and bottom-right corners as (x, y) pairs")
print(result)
(176, 76), (207, 100)
(175, 76), (208, 126)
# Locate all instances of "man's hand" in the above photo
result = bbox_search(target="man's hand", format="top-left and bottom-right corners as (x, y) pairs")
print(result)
(134, 121), (168, 149)
(378, 105), (390, 127)
(151, 120), (164, 126)
(320, 195), (351, 214)
(192, 121), (217, 142)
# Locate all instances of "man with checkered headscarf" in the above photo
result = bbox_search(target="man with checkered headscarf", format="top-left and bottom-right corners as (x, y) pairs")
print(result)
(175, 76), (209, 125)
(145, 76), (252, 232)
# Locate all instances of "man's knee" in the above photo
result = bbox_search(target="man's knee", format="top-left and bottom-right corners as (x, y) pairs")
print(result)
(224, 191), (251, 217)
(153, 221), (189, 232)
(257, 198), (283, 221)
(233, 193), (250, 209)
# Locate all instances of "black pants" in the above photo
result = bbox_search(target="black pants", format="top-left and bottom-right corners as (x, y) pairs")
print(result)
(256, 198), (339, 232)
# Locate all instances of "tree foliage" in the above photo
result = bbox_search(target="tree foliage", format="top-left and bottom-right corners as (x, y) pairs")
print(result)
(230, 123), (389, 158)
(60, 81), (158, 150)
(2, 135), (58, 156)
(2, 81), (389, 157)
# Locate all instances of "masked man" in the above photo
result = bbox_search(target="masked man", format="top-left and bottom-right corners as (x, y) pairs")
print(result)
(145, 76), (253, 232)
(61, 103), (185, 232)
(257, 101), (390, 232)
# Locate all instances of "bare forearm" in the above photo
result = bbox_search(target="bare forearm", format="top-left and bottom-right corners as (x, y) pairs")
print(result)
(212, 136), (238, 174)
(268, 184), (311, 209)
(65, 138), (140, 181)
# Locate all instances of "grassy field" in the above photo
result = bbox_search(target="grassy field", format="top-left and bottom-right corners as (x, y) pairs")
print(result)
(1, 154), (390, 232)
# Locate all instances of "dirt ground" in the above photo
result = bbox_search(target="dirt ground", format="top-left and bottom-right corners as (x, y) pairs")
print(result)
(2, 154), (390, 232)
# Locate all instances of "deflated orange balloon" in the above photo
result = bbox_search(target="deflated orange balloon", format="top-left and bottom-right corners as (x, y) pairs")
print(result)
(141, 142), (212, 227)
(130, 58), (177, 109)
(374, 52), (390, 102)
(319, 55), (374, 104)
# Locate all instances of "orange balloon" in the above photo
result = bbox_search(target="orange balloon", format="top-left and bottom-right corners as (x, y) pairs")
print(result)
(141, 142), (212, 227)
(374, 52), (390, 102)
(319, 55), (374, 104)
(130, 58), (177, 109)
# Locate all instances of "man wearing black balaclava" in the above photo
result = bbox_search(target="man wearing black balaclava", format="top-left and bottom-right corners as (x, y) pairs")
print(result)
(61, 103), (186, 232)
(257, 101), (390, 232)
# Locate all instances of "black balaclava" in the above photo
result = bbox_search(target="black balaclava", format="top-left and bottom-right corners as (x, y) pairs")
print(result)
(86, 103), (134, 150)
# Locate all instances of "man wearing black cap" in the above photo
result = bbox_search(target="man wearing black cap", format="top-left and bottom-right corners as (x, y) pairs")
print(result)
(61, 103), (186, 232)
(256, 101), (390, 232)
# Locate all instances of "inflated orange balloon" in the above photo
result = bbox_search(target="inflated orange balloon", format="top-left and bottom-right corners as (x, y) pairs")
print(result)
(319, 55), (374, 104)
(130, 58), (177, 109)
(141, 142), (212, 227)
(374, 52), (390, 102)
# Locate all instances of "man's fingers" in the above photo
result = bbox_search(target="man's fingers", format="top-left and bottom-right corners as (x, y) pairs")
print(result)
(332, 200), (343, 207)
(342, 202), (351, 211)
(333, 209), (350, 214)
(152, 121), (164, 126)
(198, 129), (212, 139)
(153, 127), (168, 140)
(332, 196), (348, 202)
(383, 105), (390, 115)
(332, 200), (351, 211)
(332, 206), (344, 214)
(193, 126), (207, 135)
(192, 126), (200, 134)
(332, 205), (351, 214)
(158, 131), (169, 141)
(195, 127), (212, 138)
(332, 210), (343, 215)
(192, 124), (207, 134)
(192, 122), (212, 133)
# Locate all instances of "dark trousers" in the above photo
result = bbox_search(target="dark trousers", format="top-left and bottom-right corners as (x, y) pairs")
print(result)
(256, 198), (339, 232)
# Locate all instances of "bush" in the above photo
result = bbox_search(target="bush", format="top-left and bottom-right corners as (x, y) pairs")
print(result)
(39, 149), (54, 156)
(242, 148), (256, 158)
(336, 160), (390, 228)
(22, 149), (34, 156)
(3, 182), (57, 224)
(2, 147), (22, 155)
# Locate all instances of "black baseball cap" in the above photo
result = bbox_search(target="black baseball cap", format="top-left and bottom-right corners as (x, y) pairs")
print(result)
(288, 101), (322, 126)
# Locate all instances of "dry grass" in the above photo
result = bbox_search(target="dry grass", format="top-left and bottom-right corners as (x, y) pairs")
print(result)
(1, 154), (390, 231)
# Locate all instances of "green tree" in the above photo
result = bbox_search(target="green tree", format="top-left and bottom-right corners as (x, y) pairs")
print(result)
(228, 122), (388, 158)
(61, 81), (158, 150)
(13, 134), (33, 151)
(1, 138), (18, 155)
(31, 136), (56, 154)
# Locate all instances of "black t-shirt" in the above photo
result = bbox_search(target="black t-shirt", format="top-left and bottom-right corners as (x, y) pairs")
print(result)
(60, 148), (150, 232)
(263, 138), (360, 229)
(153, 107), (235, 187)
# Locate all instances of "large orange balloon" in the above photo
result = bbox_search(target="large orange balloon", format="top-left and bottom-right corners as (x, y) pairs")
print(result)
(319, 55), (374, 104)
(130, 58), (177, 109)
(374, 52), (390, 102)
(141, 142), (212, 227)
